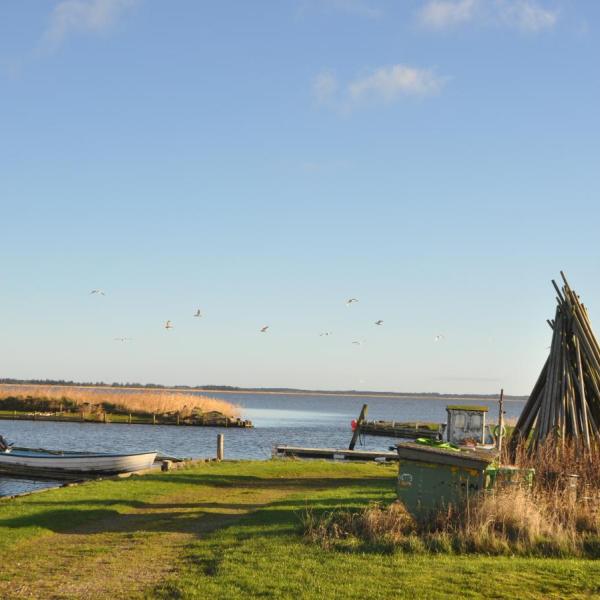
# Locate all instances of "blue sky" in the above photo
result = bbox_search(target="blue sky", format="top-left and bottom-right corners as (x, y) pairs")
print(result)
(1, 0), (599, 394)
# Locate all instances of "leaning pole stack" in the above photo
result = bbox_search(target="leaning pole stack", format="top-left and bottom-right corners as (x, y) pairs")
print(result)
(509, 272), (600, 456)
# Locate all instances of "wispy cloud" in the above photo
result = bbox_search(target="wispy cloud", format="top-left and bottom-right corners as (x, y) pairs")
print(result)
(348, 65), (446, 102)
(417, 0), (558, 33)
(298, 0), (382, 19)
(313, 64), (447, 113)
(313, 71), (339, 106)
(42, 0), (138, 49)
(419, 0), (478, 30)
(498, 0), (557, 32)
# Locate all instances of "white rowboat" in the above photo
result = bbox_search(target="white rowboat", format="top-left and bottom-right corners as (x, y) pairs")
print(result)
(0, 448), (157, 479)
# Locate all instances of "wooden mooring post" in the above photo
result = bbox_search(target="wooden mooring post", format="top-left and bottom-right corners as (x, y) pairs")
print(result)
(217, 434), (224, 460)
(349, 404), (368, 450)
(497, 388), (505, 458)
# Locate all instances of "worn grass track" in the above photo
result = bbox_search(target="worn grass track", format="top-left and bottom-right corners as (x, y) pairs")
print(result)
(0, 460), (599, 599)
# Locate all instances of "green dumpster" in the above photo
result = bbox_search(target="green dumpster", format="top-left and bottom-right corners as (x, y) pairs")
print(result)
(485, 465), (535, 489)
(396, 442), (496, 515)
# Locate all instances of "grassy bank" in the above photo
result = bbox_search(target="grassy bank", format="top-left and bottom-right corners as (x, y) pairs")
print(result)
(0, 384), (240, 421)
(0, 460), (599, 599)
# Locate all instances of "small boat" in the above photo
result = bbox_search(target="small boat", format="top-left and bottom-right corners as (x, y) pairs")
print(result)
(0, 447), (157, 479)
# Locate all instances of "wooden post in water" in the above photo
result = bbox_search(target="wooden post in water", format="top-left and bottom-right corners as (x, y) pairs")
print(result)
(349, 404), (368, 450)
(497, 389), (505, 459)
(217, 434), (224, 460)
(153, 413), (156, 425)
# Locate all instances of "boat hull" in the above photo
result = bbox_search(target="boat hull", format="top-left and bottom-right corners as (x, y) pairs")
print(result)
(0, 450), (157, 479)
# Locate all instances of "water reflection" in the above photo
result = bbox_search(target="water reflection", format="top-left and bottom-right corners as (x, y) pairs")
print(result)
(0, 392), (524, 497)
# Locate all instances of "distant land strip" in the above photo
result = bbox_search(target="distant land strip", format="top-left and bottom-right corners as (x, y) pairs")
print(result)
(0, 379), (527, 401)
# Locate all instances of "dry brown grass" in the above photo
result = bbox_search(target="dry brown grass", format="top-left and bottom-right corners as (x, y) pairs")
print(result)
(0, 384), (240, 418)
(511, 435), (600, 490)
(304, 439), (600, 557)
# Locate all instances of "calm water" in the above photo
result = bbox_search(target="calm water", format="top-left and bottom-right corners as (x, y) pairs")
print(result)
(0, 392), (524, 497)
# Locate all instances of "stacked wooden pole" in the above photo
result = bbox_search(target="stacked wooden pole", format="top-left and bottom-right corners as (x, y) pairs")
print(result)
(509, 272), (600, 455)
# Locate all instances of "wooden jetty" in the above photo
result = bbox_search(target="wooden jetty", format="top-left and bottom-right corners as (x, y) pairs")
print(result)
(359, 420), (440, 440)
(348, 403), (440, 445)
(0, 410), (253, 428)
(273, 445), (398, 462)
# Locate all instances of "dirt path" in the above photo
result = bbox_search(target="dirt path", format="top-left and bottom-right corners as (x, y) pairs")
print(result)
(0, 484), (293, 600)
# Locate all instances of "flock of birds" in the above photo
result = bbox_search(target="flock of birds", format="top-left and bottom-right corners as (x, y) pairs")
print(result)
(90, 290), (446, 345)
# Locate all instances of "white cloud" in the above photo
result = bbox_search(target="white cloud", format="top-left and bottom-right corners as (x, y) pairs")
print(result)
(313, 71), (339, 106)
(323, 0), (381, 18)
(419, 0), (478, 30)
(313, 64), (447, 113)
(417, 0), (558, 32)
(43, 0), (138, 48)
(498, 0), (558, 32)
(348, 65), (445, 102)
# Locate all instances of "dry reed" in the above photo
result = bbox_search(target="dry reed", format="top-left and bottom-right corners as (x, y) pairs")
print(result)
(0, 384), (240, 419)
(304, 439), (600, 557)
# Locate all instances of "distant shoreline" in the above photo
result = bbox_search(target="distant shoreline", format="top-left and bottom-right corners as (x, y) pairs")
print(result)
(0, 380), (527, 402)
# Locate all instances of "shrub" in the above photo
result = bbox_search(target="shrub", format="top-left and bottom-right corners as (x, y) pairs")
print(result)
(303, 439), (600, 557)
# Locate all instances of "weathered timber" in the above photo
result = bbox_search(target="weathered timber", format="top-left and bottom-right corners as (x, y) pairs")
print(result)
(358, 420), (440, 440)
(348, 403), (368, 450)
(509, 273), (600, 457)
(0, 411), (253, 428)
(273, 445), (398, 462)
(217, 434), (224, 461)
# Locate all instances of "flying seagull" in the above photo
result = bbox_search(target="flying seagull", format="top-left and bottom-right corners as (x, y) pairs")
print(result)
(346, 298), (359, 306)
(319, 331), (333, 337)
(260, 325), (269, 333)
(352, 340), (365, 346)
(114, 337), (131, 342)
(90, 290), (105, 296)
(435, 334), (445, 342)
(375, 320), (384, 326)
(193, 309), (202, 318)
(165, 320), (174, 330)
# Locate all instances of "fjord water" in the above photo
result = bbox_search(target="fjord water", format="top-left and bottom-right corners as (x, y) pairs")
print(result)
(0, 392), (525, 496)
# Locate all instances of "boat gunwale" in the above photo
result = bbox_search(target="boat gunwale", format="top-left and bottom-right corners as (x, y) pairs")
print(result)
(1, 450), (158, 460)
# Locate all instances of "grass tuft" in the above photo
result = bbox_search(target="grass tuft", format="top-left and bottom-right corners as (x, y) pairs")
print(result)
(304, 439), (600, 558)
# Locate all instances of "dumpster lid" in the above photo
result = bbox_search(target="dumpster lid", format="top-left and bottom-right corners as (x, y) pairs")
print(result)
(396, 442), (496, 470)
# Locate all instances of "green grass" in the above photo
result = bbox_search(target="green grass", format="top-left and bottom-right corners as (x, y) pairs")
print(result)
(0, 460), (599, 599)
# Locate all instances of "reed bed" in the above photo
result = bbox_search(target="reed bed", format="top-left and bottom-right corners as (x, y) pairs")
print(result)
(304, 439), (600, 557)
(0, 384), (240, 419)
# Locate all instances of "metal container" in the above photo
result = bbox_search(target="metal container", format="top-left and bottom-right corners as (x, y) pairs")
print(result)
(485, 466), (535, 489)
(396, 442), (496, 515)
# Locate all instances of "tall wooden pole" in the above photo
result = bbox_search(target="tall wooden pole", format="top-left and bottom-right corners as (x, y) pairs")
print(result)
(497, 389), (505, 459)
(349, 404), (368, 450)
